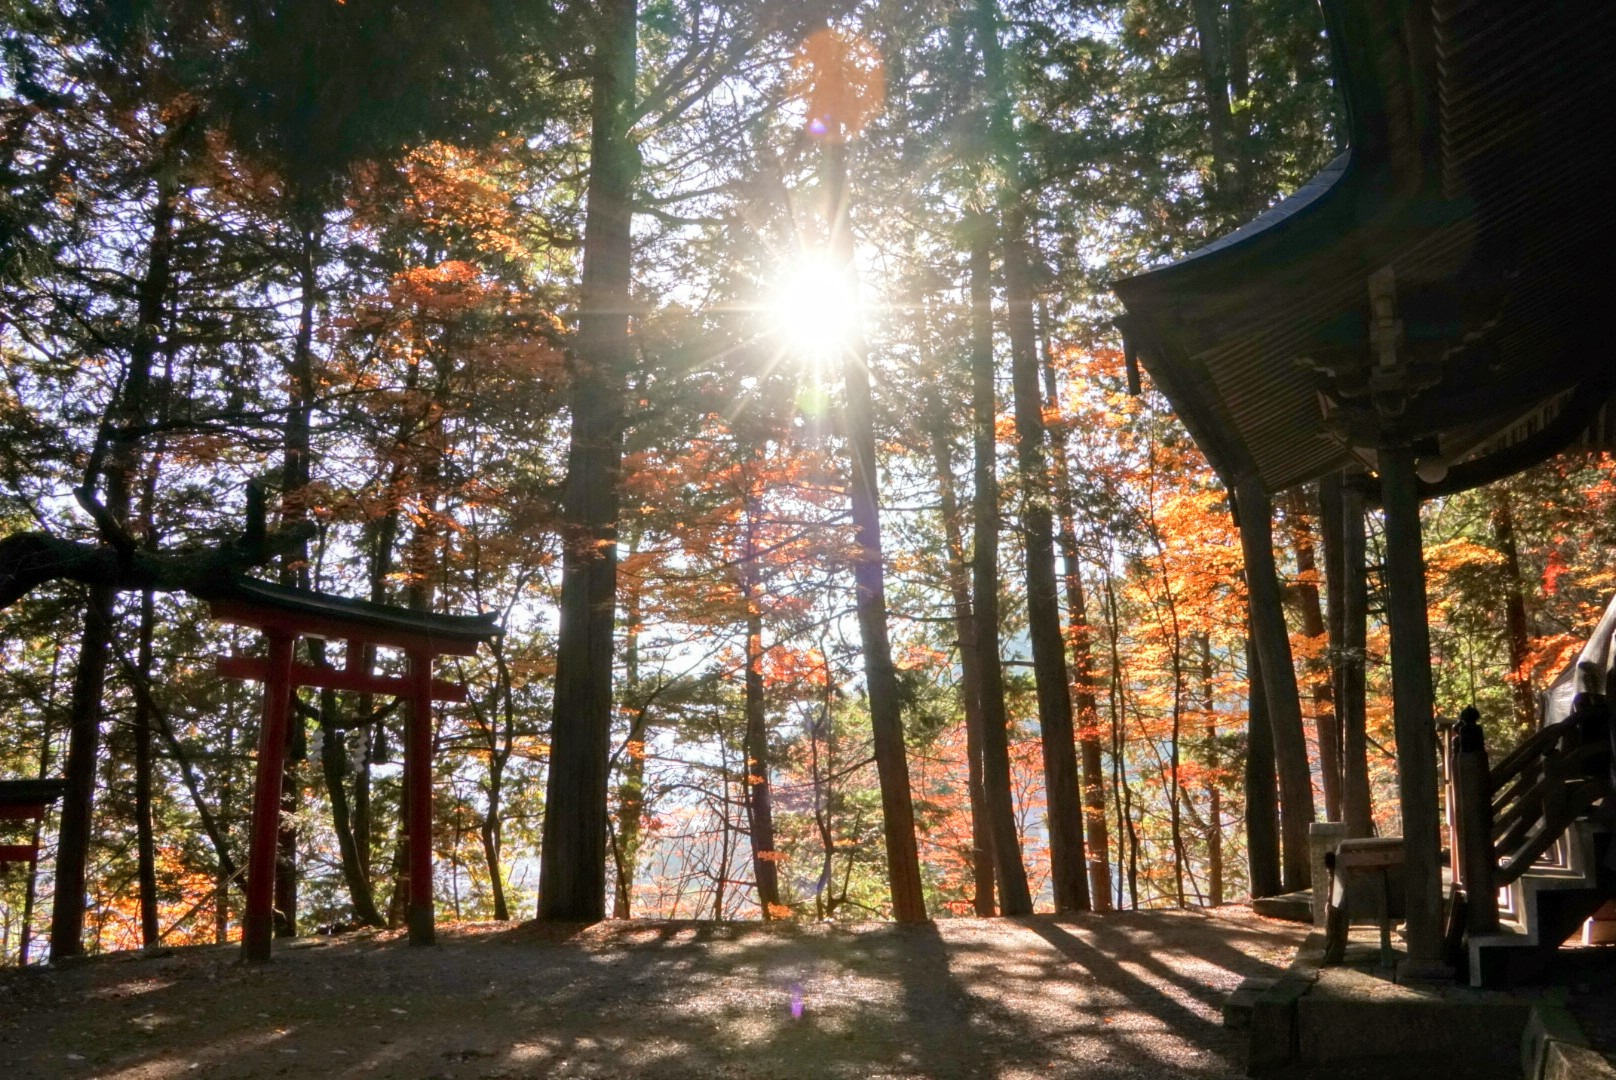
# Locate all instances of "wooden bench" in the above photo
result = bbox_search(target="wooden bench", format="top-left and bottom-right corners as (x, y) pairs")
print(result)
(1322, 836), (1406, 967)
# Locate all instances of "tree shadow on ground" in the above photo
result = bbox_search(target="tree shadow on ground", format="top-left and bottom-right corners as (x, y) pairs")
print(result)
(0, 911), (1305, 1079)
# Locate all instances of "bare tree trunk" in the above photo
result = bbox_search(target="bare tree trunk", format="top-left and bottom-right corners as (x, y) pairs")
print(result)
(1190, 0), (1247, 220)
(810, 647), (841, 920)
(1235, 479), (1315, 890)
(826, 139), (926, 923)
(480, 636), (517, 922)
(1200, 635), (1223, 906)
(973, 0), (1088, 912)
(356, 510), (402, 892)
(317, 692), (384, 926)
(19, 721), (54, 963)
(1285, 487), (1342, 821)
(1490, 488), (1537, 731)
(1244, 634), (1282, 898)
(133, 337), (176, 949)
(1038, 308), (1112, 912)
(134, 587), (160, 947)
(130, 412), (165, 950)
(214, 715), (236, 943)
(385, 812), (410, 929)
(1002, 214), (1088, 912)
(51, 176), (175, 960)
(966, 222), (1033, 916)
(1144, 441), (1189, 908)
(273, 225), (322, 940)
(741, 490), (781, 918)
(1227, 0), (1250, 102)
(1101, 568), (1140, 910)
(540, 0), (638, 922)
(710, 735), (730, 921)
(611, 718), (647, 917)
(925, 391), (995, 915)
(612, 543), (646, 919)
(274, 719), (301, 938)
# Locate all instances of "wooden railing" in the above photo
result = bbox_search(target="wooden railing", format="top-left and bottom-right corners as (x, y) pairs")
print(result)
(1449, 691), (1613, 933)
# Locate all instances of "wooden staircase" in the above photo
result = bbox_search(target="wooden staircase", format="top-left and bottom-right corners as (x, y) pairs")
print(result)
(1467, 818), (1613, 987)
(1451, 685), (1616, 988)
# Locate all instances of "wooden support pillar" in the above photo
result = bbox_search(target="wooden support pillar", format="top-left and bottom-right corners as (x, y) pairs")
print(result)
(1245, 636), (1282, 899)
(1453, 707), (1499, 933)
(1338, 476), (1375, 838)
(1323, 471), (1374, 837)
(1236, 477), (1317, 891)
(243, 631), (295, 964)
(406, 651), (435, 945)
(1378, 444), (1450, 977)
(1319, 472), (1349, 817)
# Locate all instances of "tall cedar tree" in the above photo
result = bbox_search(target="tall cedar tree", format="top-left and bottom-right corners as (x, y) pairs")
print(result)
(540, 0), (639, 922)
(1039, 321), (1113, 910)
(966, 221), (1034, 915)
(1235, 479), (1315, 889)
(923, 386), (996, 914)
(813, 35), (927, 920)
(741, 478), (782, 917)
(974, 0), (1089, 911)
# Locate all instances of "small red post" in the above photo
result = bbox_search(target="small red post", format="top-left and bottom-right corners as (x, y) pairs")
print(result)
(406, 651), (436, 945)
(243, 631), (295, 963)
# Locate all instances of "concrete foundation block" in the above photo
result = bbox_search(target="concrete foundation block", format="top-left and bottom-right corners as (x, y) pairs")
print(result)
(1297, 993), (1527, 1065)
(1539, 1040), (1616, 1080)
(1523, 1000), (1616, 1080)
(1309, 822), (1351, 926)
(1247, 976), (1311, 1075)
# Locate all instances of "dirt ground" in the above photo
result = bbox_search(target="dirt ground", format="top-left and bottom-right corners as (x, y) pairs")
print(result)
(0, 907), (1307, 1080)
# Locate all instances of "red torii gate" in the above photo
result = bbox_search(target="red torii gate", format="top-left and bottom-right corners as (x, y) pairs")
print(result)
(0, 779), (64, 965)
(209, 577), (500, 963)
(0, 779), (66, 867)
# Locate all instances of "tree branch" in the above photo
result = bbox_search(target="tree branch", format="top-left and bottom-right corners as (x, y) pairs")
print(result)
(0, 518), (316, 611)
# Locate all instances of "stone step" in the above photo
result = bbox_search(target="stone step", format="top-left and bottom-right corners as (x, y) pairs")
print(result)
(1223, 975), (1279, 1030)
(1259, 1056), (1518, 1080)
(1252, 890), (1314, 924)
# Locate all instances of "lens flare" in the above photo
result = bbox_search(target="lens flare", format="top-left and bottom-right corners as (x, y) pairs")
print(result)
(770, 256), (859, 362)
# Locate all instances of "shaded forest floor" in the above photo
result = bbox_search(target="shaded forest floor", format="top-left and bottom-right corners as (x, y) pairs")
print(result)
(0, 907), (1307, 1079)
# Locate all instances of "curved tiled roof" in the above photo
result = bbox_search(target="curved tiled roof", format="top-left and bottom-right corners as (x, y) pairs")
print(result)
(1113, 0), (1616, 496)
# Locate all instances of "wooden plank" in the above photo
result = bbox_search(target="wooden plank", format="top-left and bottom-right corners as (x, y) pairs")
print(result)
(0, 805), (49, 821)
(216, 657), (467, 703)
(0, 778), (66, 808)
(0, 844), (39, 863)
